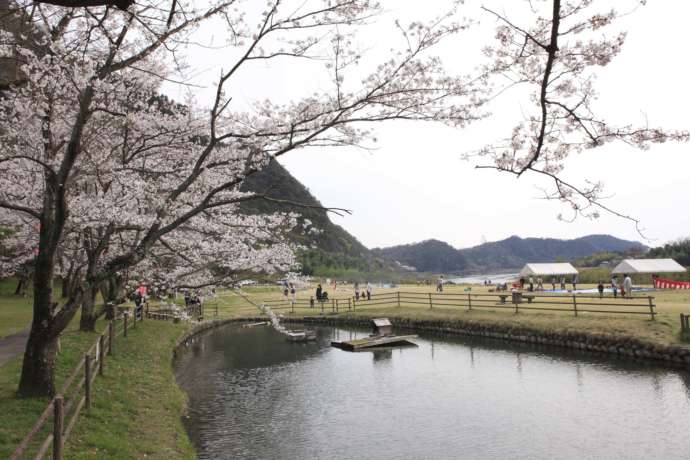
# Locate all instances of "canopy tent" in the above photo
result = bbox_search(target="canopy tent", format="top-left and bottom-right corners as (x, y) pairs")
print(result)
(612, 258), (686, 274)
(519, 263), (579, 277)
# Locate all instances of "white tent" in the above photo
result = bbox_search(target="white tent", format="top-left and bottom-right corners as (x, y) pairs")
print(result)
(612, 258), (686, 274)
(519, 263), (579, 277)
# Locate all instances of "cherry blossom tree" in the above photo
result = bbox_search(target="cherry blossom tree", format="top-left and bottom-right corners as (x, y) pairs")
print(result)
(1, 0), (483, 396)
(475, 0), (688, 231)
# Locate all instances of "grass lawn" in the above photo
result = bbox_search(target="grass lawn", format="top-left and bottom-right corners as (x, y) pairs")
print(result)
(0, 278), (33, 338)
(0, 304), (194, 459)
(222, 283), (690, 347)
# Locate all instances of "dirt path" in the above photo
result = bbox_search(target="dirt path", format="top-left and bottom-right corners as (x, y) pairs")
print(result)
(0, 328), (28, 367)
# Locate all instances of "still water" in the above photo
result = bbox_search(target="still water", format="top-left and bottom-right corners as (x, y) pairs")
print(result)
(175, 324), (690, 460)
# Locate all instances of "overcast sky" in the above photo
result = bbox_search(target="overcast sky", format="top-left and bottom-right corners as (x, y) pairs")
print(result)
(164, 0), (690, 250)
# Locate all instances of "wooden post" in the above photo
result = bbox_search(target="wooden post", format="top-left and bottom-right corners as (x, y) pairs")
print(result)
(215, 304), (219, 318)
(321, 301), (324, 314)
(513, 294), (519, 314)
(291, 301), (295, 314)
(348, 298), (351, 311)
(467, 293), (472, 311)
(331, 299), (335, 313)
(146, 303), (150, 319)
(397, 291), (401, 308)
(108, 321), (114, 355)
(98, 335), (105, 376)
(53, 395), (64, 460)
(572, 295), (578, 317)
(428, 293), (433, 309)
(132, 308), (137, 329)
(648, 296), (655, 320)
(336, 299), (339, 313)
(124, 313), (128, 337)
(84, 354), (92, 410)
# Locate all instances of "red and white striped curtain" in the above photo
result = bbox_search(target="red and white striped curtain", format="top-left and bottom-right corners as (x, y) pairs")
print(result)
(654, 278), (690, 289)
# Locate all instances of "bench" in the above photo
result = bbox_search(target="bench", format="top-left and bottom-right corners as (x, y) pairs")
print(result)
(524, 294), (535, 303)
(498, 294), (508, 304)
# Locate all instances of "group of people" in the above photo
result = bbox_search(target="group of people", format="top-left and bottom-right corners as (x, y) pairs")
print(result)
(353, 281), (373, 301)
(282, 281), (297, 302)
(605, 274), (633, 299)
(182, 289), (205, 307)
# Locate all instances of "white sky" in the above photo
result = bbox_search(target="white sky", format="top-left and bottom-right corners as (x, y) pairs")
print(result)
(163, 0), (690, 250)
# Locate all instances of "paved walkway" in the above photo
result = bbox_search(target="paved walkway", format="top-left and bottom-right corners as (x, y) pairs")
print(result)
(0, 328), (29, 367)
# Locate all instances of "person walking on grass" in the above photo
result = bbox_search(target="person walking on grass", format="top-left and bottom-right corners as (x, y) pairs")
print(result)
(611, 275), (619, 298)
(572, 274), (579, 291)
(537, 277), (543, 291)
(528, 276), (534, 292)
(354, 281), (360, 301)
(290, 283), (296, 303)
(366, 281), (372, 300)
(437, 276), (444, 293)
(551, 277), (556, 291)
(597, 281), (605, 298)
(623, 274), (633, 299)
(560, 276), (566, 290)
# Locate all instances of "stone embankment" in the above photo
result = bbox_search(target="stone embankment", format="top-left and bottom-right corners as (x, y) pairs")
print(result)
(284, 316), (690, 367)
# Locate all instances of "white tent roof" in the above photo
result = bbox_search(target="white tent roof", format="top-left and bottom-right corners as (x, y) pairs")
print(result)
(612, 258), (686, 274)
(519, 263), (579, 277)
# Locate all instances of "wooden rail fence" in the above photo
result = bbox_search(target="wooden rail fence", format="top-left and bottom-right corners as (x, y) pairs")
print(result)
(11, 311), (137, 460)
(261, 291), (657, 320)
(681, 313), (690, 339)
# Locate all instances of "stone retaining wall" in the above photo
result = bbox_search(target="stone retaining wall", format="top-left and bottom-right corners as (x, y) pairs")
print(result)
(283, 315), (690, 368)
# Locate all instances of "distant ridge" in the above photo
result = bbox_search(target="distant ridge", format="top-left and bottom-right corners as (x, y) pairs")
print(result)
(372, 234), (648, 274)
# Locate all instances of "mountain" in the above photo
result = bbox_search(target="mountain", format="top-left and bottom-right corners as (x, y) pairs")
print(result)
(373, 235), (648, 274)
(240, 159), (394, 276)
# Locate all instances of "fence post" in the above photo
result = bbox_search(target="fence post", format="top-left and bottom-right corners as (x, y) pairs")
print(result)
(98, 335), (105, 376)
(321, 301), (324, 315)
(467, 293), (472, 311)
(397, 291), (401, 307)
(146, 303), (150, 319)
(108, 321), (114, 355)
(647, 296), (655, 320)
(332, 299), (335, 313)
(124, 313), (128, 337)
(572, 295), (578, 317)
(336, 299), (339, 313)
(348, 298), (351, 311)
(215, 304), (219, 318)
(428, 293), (433, 309)
(84, 354), (92, 410)
(291, 301), (295, 314)
(53, 395), (64, 460)
(132, 309), (137, 329)
(513, 295), (519, 314)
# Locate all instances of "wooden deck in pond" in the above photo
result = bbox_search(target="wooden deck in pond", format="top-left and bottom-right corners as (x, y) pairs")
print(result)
(331, 334), (418, 351)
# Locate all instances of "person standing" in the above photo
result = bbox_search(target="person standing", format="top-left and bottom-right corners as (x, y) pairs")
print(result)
(623, 274), (633, 299)
(572, 274), (579, 291)
(537, 277), (543, 291)
(560, 276), (566, 290)
(354, 282), (360, 301)
(551, 277), (556, 291)
(282, 280), (289, 300)
(290, 283), (296, 302)
(611, 276), (618, 298)
(366, 281), (372, 300)
(528, 276), (534, 292)
(597, 281), (605, 298)
(437, 276), (444, 293)
(316, 284), (323, 302)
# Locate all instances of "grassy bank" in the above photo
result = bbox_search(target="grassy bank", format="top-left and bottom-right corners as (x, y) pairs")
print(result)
(219, 283), (690, 347)
(0, 304), (194, 459)
(0, 278), (32, 338)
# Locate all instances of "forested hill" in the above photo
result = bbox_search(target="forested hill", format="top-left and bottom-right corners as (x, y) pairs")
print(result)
(372, 235), (648, 274)
(240, 159), (390, 275)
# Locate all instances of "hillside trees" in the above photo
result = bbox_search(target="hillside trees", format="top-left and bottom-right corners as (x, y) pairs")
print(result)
(1, 0), (484, 396)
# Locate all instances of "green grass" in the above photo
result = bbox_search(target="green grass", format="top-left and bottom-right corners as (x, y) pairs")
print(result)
(0, 308), (195, 459)
(226, 283), (690, 347)
(0, 278), (33, 338)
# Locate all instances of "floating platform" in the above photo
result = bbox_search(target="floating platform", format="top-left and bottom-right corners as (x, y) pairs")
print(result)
(331, 334), (418, 351)
(242, 321), (270, 328)
(286, 330), (317, 342)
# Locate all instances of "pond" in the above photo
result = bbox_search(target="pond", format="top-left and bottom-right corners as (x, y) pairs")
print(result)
(174, 324), (690, 459)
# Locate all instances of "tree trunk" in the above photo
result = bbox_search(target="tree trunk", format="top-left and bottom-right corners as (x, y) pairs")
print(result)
(14, 276), (25, 296)
(79, 286), (99, 332)
(18, 253), (57, 397)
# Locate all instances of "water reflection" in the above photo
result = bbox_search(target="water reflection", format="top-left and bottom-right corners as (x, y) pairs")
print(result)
(175, 324), (690, 460)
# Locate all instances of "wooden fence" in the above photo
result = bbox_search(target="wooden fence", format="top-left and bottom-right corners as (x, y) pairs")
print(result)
(681, 313), (690, 339)
(145, 302), (218, 321)
(10, 311), (139, 460)
(261, 291), (657, 320)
